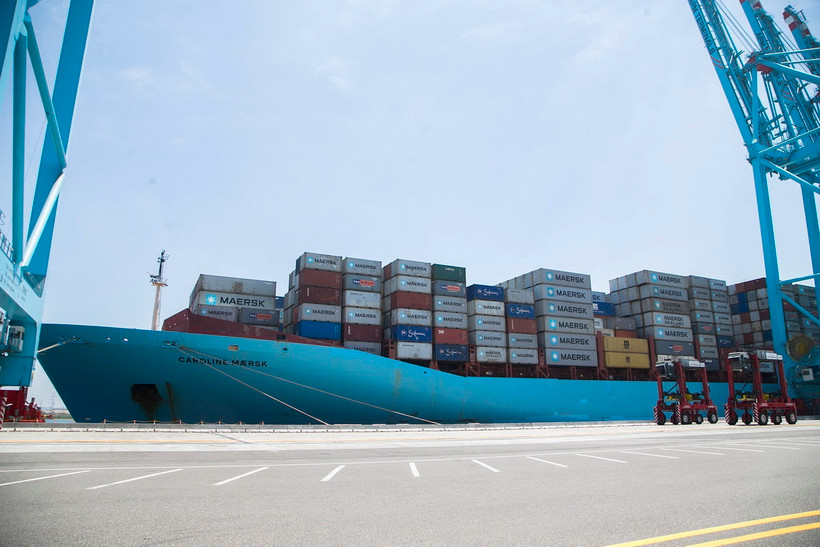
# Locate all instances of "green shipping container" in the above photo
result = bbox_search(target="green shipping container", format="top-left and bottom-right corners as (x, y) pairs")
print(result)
(432, 264), (467, 283)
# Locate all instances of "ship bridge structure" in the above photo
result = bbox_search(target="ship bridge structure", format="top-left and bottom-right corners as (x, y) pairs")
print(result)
(686, 0), (820, 397)
(0, 0), (93, 387)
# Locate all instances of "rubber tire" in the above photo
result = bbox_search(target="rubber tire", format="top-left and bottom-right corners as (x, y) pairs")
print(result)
(695, 414), (704, 424)
(757, 412), (768, 426)
(786, 412), (798, 425)
(671, 414), (679, 425)
(742, 412), (752, 425)
(708, 412), (718, 424)
(772, 414), (782, 425)
(656, 412), (666, 426)
(680, 412), (692, 425)
(727, 410), (738, 426)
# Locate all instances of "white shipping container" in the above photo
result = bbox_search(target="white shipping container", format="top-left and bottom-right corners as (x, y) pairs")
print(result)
(467, 314), (506, 332)
(344, 307), (381, 326)
(638, 284), (688, 302)
(434, 312), (469, 329)
(388, 308), (432, 327)
(343, 290), (380, 309)
(434, 296), (467, 313)
(507, 333), (538, 349)
(691, 310), (714, 323)
(343, 257), (382, 276)
(192, 305), (238, 322)
(467, 299), (505, 317)
(532, 284), (593, 304)
(297, 252), (342, 272)
(468, 330), (506, 347)
(641, 312), (692, 329)
(509, 349), (539, 365)
(526, 268), (591, 289)
(195, 291), (276, 311)
(383, 275), (432, 295)
(538, 332), (597, 351)
(697, 334), (717, 346)
(534, 300), (594, 319)
(475, 346), (507, 363)
(295, 303), (342, 323)
(545, 348), (598, 367)
(193, 274), (276, 299)
(687, 275), (710, 289)
(505, 288), (535, 304)
(343, 341), (381, 354)
(699, 346), (719, 359)
(396, 342), (433, 360)
(635, 270), (688, 289)
(536, 316), (595, 335)
(386, 259), (431, 279)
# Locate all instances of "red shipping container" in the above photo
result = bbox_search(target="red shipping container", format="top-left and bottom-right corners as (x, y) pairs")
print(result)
(740, 312), (750, 323)
(388, 291), (432, 311)
(761, 309), (771, 320)
(343, 323), (382, 343)
(298, 286), (341, 306)
(434, 327), (468, 345)
(506, 318), (536, 334)
(614, 329), (637, 338)
(296, 269), (341, 289)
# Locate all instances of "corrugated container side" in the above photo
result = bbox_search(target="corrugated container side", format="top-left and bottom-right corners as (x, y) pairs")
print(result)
(593, 302), (616, 317)
(395, 342), (433, 360)
(295, 321), (342, 340)
(468, 330), (507, 347)
(509, 349), (539, 365)
(539, 332), (597, 351)
(536, 316), (595, 335)
(195, 291), (276, 311)
(432, 280), (467, 297)
(640, 326), (694, 342)
(467, 300), (505, 317)
(467, 314), (506, 332)
(192, 305), (238, 322)
(466, 284), (505, 302)
(687, 275), (710, 289)
(545, 348), (598, 367)
(529, 268), (591, 289)
(532, 285), (593, 304)
(602, 337), (649, 354)
(384, 259), (431, 279)
(343, 341), (381, 354)
(384, 292), (433, 311)
(342, 290), (380, 309)
(433, 328), (468, 345)
(635, 270), (688, 289)
(475, 347), (508, 363)
(638, 298), (690, 314)
(431, 264), (467, 283)
(388, 308), (432, 327)
(295, 303), (342, 323)
(433, 296), (468, 313)
(343, 307), (381, 326)
(342, 274), (381, 293)
(654, 340), (696, 356)
(342, 257), (382, 276)
(342, 323), (382, 343)
(193, 274), (277, 297)
(296, 286), (342, 307)
(641, 312), (692, 329)
(534, 300), (595, 319)
(698, 346), (719, 359)
(504, 288), (535, 304)
(434, 311), (469, 329)
(638, 284), (688, 302)
(387, 325), (433, 343)
(506, 318), (537, 334)
(691, 322), (716, 335)
(434, 344), (469, 362)
(294, 269), (342, 289)
(505, 303), (535, 319)
(604, 352), (650, 369)
(239, 308), (279, 326)
(507, 332), (538, 348)
(296, 252), (342, 273)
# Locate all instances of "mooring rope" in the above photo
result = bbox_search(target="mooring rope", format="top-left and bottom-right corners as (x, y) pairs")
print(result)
(177, 344), (441, 426)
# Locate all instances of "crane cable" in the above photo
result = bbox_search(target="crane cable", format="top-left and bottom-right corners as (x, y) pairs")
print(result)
(175, 344), (442, 426)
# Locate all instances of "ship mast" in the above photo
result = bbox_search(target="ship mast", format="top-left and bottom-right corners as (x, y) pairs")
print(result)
(149, 250), (168, 331)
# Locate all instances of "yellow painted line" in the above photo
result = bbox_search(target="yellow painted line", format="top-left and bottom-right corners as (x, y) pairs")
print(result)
(606, 509), (820, 546)
(687, 521), (820, 546)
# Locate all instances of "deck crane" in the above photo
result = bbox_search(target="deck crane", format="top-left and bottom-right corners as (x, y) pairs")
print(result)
(0, 0), (93, 402)
(686, 0), (820, 400)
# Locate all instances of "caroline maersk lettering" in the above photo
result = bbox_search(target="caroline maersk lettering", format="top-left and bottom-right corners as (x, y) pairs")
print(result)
(178, 356), (267, 367)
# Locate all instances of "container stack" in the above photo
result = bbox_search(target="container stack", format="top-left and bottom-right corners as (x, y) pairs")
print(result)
(189, 274), (278, 327)
(285, 252), (343, 343)
(592, 291), (616, 337)
(728, 278), (772, 348)
(466, 284), (507, 367)
(504, 287), (538, 368)
(601, 336), (650, 373)
(382, 259), (433, 362)
(609, 270), (695, 360)
(340, 257), (383, 354)
(796, 285), (820, 341)
(431, 264), (470, 366)
(686, 275), (732, 364)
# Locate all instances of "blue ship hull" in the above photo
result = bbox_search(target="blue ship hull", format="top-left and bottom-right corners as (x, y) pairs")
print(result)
(37, 323), (735, 424)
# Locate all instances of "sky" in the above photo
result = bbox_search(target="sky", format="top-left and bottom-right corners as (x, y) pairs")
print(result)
(2, 0), (820, 407)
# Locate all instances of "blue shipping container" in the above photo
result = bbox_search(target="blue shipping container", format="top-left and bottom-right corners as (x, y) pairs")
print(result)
(390, 325), (433, 343)
(275, 296), (285, 309)
(592, 301), (616, 317)
(737, 292), (747, 304)
(467, 284), (505, 302)
(505, 303), (535, 319)
(434, 344), (469, 362)
(730, 302), (749, 315)
(433, 280), (467, 298)
(717, 335), (734, 348)
(295, 321), (341, 340)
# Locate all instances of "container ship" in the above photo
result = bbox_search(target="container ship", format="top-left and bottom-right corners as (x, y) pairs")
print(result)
(35, 253), (819, 424)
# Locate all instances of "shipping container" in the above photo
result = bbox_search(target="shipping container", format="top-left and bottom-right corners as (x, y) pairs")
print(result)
(532, 284), (593, 304)
(687, 275), (709, 289)
(433, 327), (468, 345)
(593, 301), (616, 317)
(194, 291), (276, 311)
(637, 298), (690, 315)
(342, 290), (380, 310)
(715, 324), (733, 336)
(475, 347), (508, 364)
(383, 275), (432, 295)
(434, 296), (468, 313)
(690, 299), (712, 312)
(654, 340), (696, 356)
(527, 268), (591, 289)
(638, 284), (688, 302)
(535, 300), (595, 319)
(395, 342), (433, 360)
(468, 330), (507, 347)
(296, 252), (342, 273)
(640, 312), (692, 329)
(506, 318), (537, 334)
(383, 292), (433, 311)
(538, 332), (597, 351)
(467, 299), (505, 317)
(239, 308), (279, 326)
(387, 308), (432, 327)
(293, 269), (342, 289)
(192, 274), (276, 299)
(536, 316), (595, 335)
(387, 325), (433, 343)
(641, 326), (694, 342)
(504, 288), (535, 304)
(545, 348), (598, 367)
(507, 332), (538, 349)
(434, 311), (469, 329)
(294, 321), (342, 340)
(709, 278), (727, 291)
(691, 310), (715, 323)
(712, 301), (731, 314)
(342, 274), (381, 293)
(384, 259), (431, 279)
(698, 346), (719, 359)
(295, 303), (342, 323)
(296, 286), (342, 307)
(434, 344), (469, 362)
(467, 314), (506, 332)
(604, 352), (650, 369)
(343, 341), (381, 354)
(431, 264), (467, 283)
(432, 280), (467, 297)
(603, 317), (637, 331)
(342, 257), (382, 276)
(192, 305), (238, 322)
(697, 334), (717, 347)
(509, 349), (539, 365)
(342, 323), (382, 343)
(714, 313), (732, 326)
(717, 335), (734, 348)
(602, 336), (649, 354)
(466, 284), (505, 302)
(505, 303), (535, 319)
(344, 307), (381, 326)
(634, 270), (688, 289)
(689, 287), (711, 300)
(691, 322), (716, 335)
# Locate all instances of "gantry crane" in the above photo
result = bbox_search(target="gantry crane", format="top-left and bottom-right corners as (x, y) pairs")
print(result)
(0, 1), (93, 400)
(686, 0), (820, 400)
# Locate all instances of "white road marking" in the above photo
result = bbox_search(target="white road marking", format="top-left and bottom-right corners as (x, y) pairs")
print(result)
(87, 468), (183, 490)
(320, 465), (345, 482)
(660, 448), (723, 456)
(699, 445), (764, 453)
(213, 466), (269, 486)
(472, 459), (500, 472)
(737, 443), (799, 450)
(409, 462), (420, 478)
(0, 470), (90, 487)
(576, 454), (627, 464)
(619, 450), (678, 459)
(527, 456), (568, 468)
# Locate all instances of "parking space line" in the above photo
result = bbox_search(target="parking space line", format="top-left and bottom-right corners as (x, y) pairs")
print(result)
(409, 462), (420, 477)
(527, 456), (568, 468)
(619, 450), (678, 459)
(739, 443), (799, 450)
(0, 470), (90, 487)
(213, 466), (269, 486)
(472, 459), (500, 472)
(320, 465), (345, 482)
(87, 469), (182, 490)
(660, 448), (723, 456)
(700, 445), (763, 453)
(576, 454), (627, 463)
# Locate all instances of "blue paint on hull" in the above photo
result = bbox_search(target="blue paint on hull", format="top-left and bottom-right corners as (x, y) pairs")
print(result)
(37, 323), (734, 424)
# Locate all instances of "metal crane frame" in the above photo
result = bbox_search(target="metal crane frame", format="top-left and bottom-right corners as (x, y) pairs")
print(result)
(687, 0), (820, 398)
(0, 0), (93, 386)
